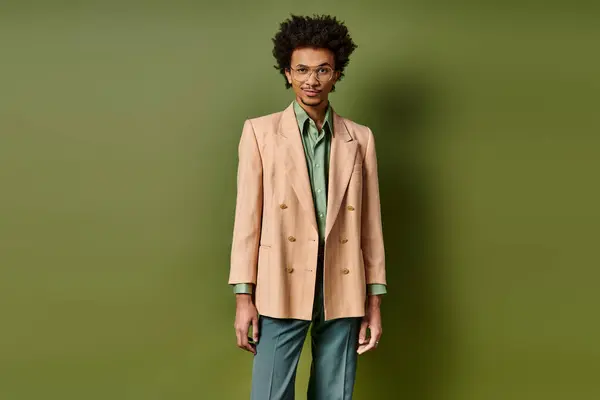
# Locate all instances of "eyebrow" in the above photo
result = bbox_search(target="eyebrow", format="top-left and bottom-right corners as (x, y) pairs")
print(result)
(294, 62), (332, 68)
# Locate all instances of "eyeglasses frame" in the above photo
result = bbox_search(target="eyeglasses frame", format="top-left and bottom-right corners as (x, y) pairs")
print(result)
(287, 65), (338, 83)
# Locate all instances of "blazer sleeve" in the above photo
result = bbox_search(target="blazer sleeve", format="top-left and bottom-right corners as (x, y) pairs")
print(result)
(361, 127), (387, 285)
(228, 119), (263, 285)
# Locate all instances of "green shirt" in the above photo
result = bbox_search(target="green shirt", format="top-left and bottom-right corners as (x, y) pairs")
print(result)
(295, 99), (331, 248)
(233, 100), (386, 296)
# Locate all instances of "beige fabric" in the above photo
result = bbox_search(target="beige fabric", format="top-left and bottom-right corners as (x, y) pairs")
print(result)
(229, 101), (386, 321)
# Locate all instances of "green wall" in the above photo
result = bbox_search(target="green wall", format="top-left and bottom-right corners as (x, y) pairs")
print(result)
(1, 2), (598, 399)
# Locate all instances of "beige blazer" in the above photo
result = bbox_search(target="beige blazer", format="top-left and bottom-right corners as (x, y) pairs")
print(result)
(229, 101), (386, 321)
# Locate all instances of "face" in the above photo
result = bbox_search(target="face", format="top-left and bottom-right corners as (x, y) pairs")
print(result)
(284, 47), (340, 109)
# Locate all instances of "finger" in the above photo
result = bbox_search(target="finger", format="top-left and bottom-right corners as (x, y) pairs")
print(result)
(358, 320), (369, 345)
(244, 342), (256, 354)
(235, 328), (243, 349)
(370, 329), (382, 349)
(357, 341), (374, 355)
(252, 317), (259, 343)
(357, 341), (375, 354)
(239, 331), (256, 354)
(238, 318), (257, 354)
(358, 331), (379, 355)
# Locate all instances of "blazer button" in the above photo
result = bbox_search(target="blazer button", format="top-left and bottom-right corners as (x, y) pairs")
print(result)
(340, 238), (348, 244)
(288, 236), (296, 242)
(280, 203), (288, 209)
(347, 205), (355, 211)
(286, 267), (294, 273)
(342, 268), (350, 275)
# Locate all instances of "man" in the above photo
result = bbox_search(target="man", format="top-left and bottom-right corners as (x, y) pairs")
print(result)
(229, 14), (387, 400)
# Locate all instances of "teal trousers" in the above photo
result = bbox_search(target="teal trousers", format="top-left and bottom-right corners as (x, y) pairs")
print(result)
(250, 252), (361, 400)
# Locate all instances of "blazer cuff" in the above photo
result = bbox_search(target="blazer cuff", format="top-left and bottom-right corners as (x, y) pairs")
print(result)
(367, 283), (387, 295)
(232, 283), (254, 294)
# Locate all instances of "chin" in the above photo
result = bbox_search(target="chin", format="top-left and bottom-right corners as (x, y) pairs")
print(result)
(301, 96), (322, 105)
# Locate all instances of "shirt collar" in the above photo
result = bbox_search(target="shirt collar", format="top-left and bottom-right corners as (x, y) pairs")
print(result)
(293, 99), (334, 137)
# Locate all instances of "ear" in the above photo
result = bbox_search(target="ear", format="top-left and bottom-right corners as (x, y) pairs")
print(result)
(333, 70), (341, 84)
(284, 68), (292, 84)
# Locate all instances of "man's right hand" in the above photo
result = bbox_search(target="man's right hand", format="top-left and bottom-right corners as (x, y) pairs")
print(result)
(234, 294), (259, 355)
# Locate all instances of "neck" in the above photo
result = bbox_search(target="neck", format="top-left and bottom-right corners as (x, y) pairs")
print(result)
(296, 97), (329, 125)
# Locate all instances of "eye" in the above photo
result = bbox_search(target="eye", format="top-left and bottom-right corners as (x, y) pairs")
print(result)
(297, 67), (308, 73)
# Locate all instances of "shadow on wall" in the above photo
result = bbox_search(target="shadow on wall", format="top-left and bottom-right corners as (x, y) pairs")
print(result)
(354, 67), (453, 400)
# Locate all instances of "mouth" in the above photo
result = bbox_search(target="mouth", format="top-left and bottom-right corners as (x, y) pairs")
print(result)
(302, 89), (321, 97)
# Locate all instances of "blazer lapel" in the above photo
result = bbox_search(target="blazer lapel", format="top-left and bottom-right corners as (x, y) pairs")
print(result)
(325, 107), (357, 241)
(277, 102), (319, 234)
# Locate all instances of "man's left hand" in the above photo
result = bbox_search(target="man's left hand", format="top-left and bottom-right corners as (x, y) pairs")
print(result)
(357, 296), (382, 355)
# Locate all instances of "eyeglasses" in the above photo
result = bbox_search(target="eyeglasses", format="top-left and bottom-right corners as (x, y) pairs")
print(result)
(289, 65), (335, 83)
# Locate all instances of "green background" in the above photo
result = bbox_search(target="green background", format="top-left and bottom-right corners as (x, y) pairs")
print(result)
(1, 1), (598, 399)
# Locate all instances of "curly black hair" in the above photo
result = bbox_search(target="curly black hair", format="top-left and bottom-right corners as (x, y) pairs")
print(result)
(272, 14), (358, 92)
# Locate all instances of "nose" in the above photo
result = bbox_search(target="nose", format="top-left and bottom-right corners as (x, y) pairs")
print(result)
(306, 70), (319, 86)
